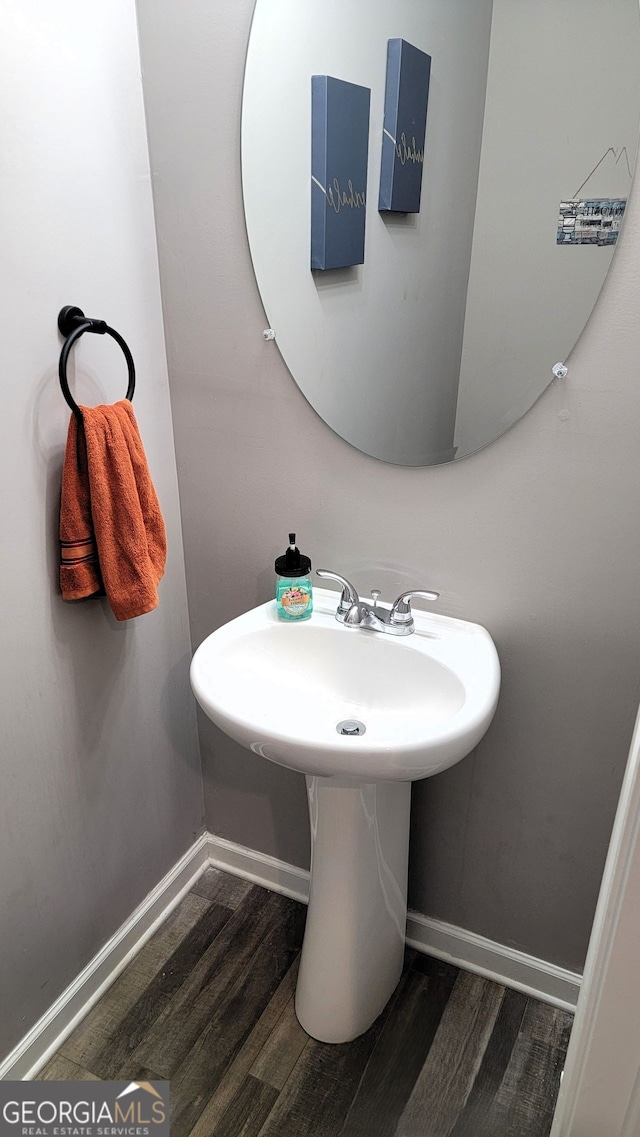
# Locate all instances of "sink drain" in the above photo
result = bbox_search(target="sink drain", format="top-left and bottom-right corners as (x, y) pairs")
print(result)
(337, 719), (366, 736)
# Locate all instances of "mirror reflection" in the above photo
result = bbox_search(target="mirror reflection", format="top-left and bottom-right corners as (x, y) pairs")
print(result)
(242, 0), (640, 466)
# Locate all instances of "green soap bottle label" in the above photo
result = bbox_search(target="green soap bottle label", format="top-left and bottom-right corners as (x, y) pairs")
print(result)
(280, 584), (311, 616)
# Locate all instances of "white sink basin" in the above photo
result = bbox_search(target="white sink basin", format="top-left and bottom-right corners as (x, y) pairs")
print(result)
(190, 587), (500, 782)
(191, 585), (500, 1045)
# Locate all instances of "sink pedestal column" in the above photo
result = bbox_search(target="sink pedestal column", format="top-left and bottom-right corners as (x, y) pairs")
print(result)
(295, 775), (411, 1043)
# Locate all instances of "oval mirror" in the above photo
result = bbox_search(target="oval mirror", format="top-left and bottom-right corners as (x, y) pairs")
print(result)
(242, 0), (640, 467)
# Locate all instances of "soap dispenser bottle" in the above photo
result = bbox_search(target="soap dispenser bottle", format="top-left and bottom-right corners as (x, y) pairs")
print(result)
(275, 533), (313, 621)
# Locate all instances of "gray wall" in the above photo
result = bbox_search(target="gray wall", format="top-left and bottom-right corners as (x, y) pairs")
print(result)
(137, 0), (640, 973)
(0, 1), (203, 1065)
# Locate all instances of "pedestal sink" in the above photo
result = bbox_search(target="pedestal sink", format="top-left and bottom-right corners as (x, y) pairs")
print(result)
(190, 587), (500, 1043)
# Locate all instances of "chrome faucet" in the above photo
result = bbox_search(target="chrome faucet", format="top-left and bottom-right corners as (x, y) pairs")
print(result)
(316, 570), (439, 636)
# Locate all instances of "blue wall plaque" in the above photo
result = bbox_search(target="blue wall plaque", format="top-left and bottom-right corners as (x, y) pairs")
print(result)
(311, 75), (370, 270)
(379, 39), (431, 214)
(557, 199), (627, 245)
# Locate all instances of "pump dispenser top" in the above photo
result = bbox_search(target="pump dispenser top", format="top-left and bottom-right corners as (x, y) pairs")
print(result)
(275, 533), (312, 578)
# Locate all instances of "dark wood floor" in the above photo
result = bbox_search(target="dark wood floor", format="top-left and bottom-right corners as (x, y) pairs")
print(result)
(38, 868), (572, 1137)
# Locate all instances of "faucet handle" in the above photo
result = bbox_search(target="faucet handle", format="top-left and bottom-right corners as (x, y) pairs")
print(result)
(390, 589), (439, 625)
(316, 569), (359, 614)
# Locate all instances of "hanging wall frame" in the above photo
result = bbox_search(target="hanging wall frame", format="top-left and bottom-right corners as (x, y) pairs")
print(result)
(311, 75), (371, 270)
(379, 39), (431, 214)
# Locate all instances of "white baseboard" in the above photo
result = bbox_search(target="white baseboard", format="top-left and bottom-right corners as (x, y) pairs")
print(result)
(207, 833), (581, 1012)
(3, 830), (580, 1081)
(405, 914), (580, 1012)
(205, 833), (310, 904)
(1, 833), (210, 1082)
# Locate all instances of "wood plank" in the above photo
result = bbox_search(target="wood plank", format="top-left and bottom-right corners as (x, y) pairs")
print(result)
(38, 1054), (101, 1081)
(490, 1041), (567, 1137)
(410, 952), (457, 978)
(340, 957), (458, 1137)
(159, 895), (306, 1137)
(255, 977), (409, 1137)
(60, 892), (210, 1071)
(118, 886), (282, 1077)
(187, 958), (300, 1137)
(506, 1040), (566, 1137)
(448, 987), (529, 1137)
(211, 1074), (279, 1137)
(120, 889), (305, 1083)
(191, 867), (252, 910)
(521, 998), (573, 1051)
(87, 900), (234, 1079)
(488, 1000), (570, 1137)
(250, 995), (308, 1090)
(396, 971), (505, 1137)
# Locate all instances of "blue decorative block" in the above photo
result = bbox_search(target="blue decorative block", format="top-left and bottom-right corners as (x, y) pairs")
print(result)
(379, 39), (431, 214)
(311, 75), (370, 270)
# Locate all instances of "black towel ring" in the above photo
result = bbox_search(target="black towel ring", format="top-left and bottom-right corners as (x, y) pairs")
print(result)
(58, 305), (136, 421)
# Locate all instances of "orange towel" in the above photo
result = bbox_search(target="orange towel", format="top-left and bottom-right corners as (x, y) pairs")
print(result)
(59, 400), (166, 620)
